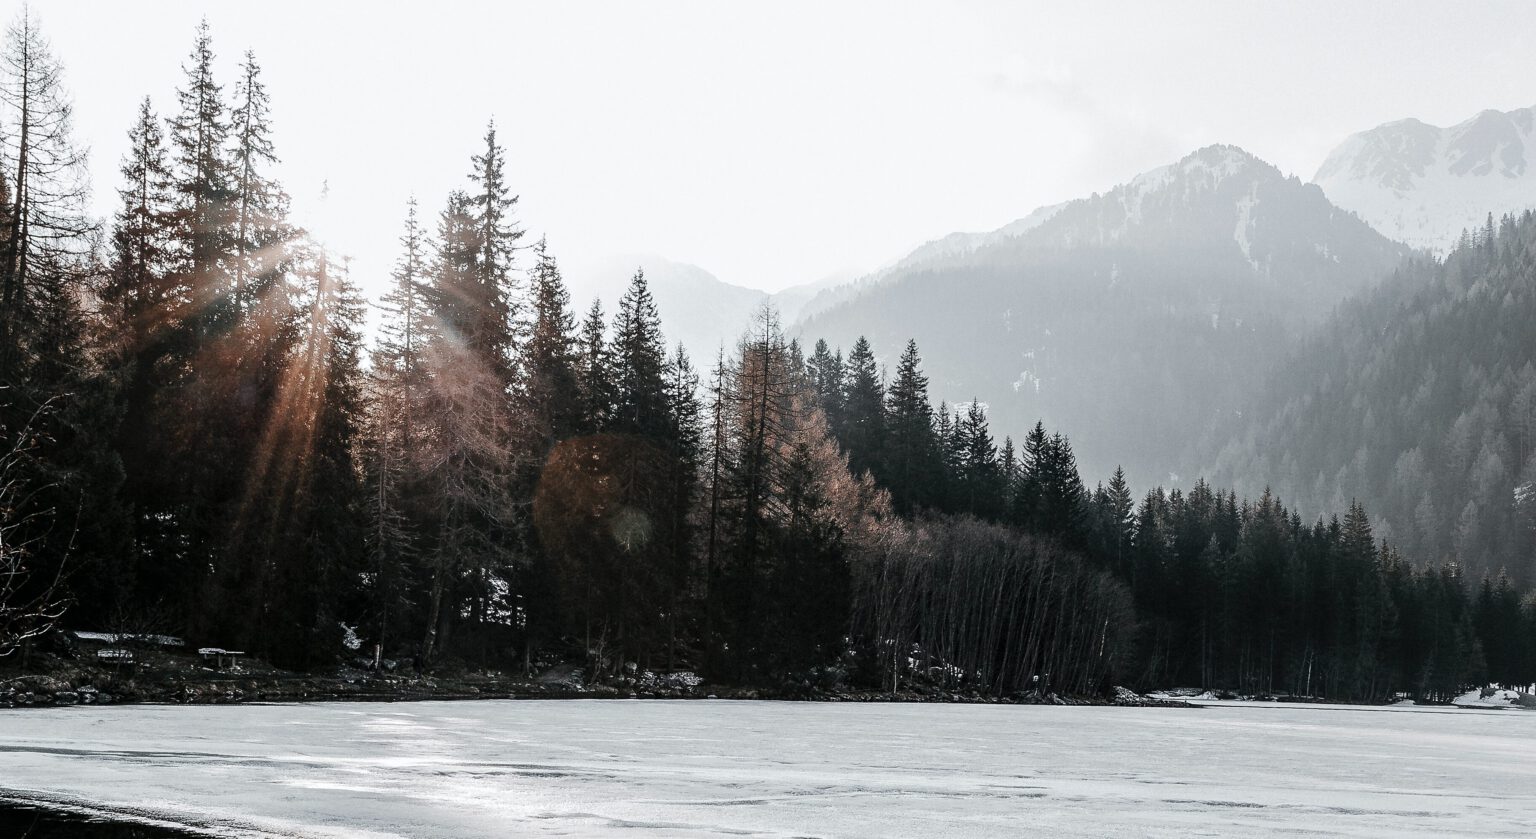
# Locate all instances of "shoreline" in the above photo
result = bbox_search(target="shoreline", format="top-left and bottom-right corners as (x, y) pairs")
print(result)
(0, 796), (210, 839)
(0, 676), (1191, 709)
(4, 639), (1196, 709)
(15, 639), (1523, 712)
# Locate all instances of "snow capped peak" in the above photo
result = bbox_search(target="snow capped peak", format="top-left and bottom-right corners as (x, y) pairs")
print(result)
(1314, 119), (1440, 190)
(1445, 108), (1529, 177)
(1023, 144), (1298, 250)
(1313, 104), (1536, 251)
(1113, 146), (1279, 213)
(884, 146), (1280, 275)
(1177, 144), (1275, 180)
(799, 143), (1396, 329)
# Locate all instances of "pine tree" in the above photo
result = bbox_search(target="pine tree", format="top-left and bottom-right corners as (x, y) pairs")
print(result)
(662, 342), (703, 665)
(97, 97), (180, 611)
(1000, 436), (1019, 514)
(1100, 466), (1135, 576)
(375, 199), (433, 406)
(716, 307), (798, 674)
(701, 345), (732, 667)
(768, 402), (852, 673)
(227, 50), (288, 314)
(934, 401), (958, 510)
(574, 298), (614, 433)
(1011, 421), (1049, 528)
(883, 339), (942, 512)
(466, 120), (522, 372)
(419, 177), (519, 663)
(168, 18), (233, 338)
(102, 98), (176, 355)
(520, 237), (580, 449)
(839, 336), (884, 478)
(429, 190), (482, 349)
(667, 345), (704, 467)
(953, 400), (1003, 520)
(361, 199), (434, 653)
(806, 338), (844, 422)
(610, 269), (671, 439)
(271, 242), (366, 664)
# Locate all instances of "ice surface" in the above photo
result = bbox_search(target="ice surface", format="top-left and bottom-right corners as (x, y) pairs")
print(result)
(2, 699), (1535, 838)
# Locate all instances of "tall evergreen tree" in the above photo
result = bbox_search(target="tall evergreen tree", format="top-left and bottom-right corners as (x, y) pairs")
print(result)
(1098, 466), (1135, 576)
(839, 336), (884, 478)
(610, 269), (671, 439)
(574, 298), (614, 433)
(520, 237), (580, 449)
(265, 241), (366, 664)
(466, 120), (521, 372)
(1011, 420), (1049, 528)
(883, 339), (943, 513)
(418, 180), (519, 663)
(806, 338), (844, 423)
(226, 50), (287, 314)
(168, 18), (233, 337)
(102, 98), (177, 355)
(953, 400), (1003, 520)
(360, 199), (434, 654)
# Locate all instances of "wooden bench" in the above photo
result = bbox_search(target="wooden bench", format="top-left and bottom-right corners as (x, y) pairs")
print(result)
(198, 648), (246, 669)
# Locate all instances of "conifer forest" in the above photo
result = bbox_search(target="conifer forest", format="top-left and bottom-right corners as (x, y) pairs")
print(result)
(3, 14), (1535, 709)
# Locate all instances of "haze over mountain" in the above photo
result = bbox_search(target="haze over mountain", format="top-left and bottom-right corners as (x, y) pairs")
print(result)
(1315, 105), (1536, 252)
(795, 145), (1408, 488)
(1202, 210), (1536, 581)
(794, 203), (1069, 322)
(562, 254), (839, 361)
(572, 105), (1536, 375)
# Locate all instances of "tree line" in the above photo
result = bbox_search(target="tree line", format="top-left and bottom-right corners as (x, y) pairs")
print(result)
(803, 334), (1535, 700)
(0, 14), (1531, 701)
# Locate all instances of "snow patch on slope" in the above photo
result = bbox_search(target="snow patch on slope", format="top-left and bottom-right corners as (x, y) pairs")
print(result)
(1234, 186), (1257, 270)
(1314, 105), (1536, 252)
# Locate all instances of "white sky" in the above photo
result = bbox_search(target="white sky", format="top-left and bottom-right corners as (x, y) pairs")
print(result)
(24, 0), (1536, 297)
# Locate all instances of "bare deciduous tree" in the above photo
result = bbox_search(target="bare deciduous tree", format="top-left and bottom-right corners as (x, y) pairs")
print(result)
(0, 8), (91, 369)
(0, 398), (70, 657)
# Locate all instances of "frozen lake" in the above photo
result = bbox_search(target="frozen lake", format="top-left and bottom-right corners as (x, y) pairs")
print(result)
(2, 699), (1534, 837)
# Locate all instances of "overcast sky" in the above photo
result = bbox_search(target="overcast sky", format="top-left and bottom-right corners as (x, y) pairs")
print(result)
(27, 0), (1536, 296)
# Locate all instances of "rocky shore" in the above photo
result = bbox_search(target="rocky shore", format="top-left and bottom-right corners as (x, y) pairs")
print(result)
(1, 630), (1189, 710)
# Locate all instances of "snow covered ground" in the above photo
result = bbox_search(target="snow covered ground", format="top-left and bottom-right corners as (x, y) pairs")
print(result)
(1451, 687), (1531, 709)
(2, 699), (1534, 837)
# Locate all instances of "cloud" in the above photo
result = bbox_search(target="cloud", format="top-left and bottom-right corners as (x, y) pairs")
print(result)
(984, 66), (1187, 188)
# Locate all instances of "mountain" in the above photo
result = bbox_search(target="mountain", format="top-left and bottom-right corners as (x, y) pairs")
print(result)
(772, 271), (860, 325)
(563, 255), (844, 362)
(794, 203), (1068, 321)
(795, 145), (1408, 487)
(1201, 210), (1536, 581)
(1314, 105), (1536, 252)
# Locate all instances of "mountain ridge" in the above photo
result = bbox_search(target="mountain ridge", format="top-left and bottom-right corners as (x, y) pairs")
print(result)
(792, 143), (1407, 487)
(1314, 104), (1536, 251)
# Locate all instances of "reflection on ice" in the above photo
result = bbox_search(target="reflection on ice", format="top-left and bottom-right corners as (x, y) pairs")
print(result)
(1, 699), (1534, 837)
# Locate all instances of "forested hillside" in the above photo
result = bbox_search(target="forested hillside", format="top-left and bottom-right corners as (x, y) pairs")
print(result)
(1205, 212), (1536, 584)
(795, 146), (1406, 487)
(1, 16), (1532, 703)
